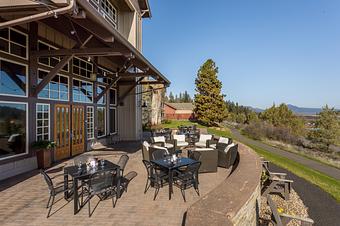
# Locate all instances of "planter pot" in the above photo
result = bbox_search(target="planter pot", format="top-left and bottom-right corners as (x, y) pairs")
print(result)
(36, 148), (52, 169)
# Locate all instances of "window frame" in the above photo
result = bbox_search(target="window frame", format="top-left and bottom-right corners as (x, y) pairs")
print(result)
(109, 87), (117, 106)
(97, 106), (106, 138)
(109, 106), (117, 135)
(72, 78), (93, 103)
(72, 57), (93, 78)
(0, 101), (28, 160)
(0, 27), (28, 59)
(37, 68), (69, 101)
(36, 103), (50, 141)
(99, 0), (118, 28)
(86, 106), (94, 140)
(0, 57), (28, 98)
(37, 40), (69, 72)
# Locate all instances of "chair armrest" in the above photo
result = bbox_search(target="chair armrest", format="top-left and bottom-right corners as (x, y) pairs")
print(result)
(280, 213), (314, 224)
(166, 140), (175, 146)
(51, 173), (70, 179)
(270, 172), (287, 179)
(272, 178), (293, 183)
(152, 141), (165, 147)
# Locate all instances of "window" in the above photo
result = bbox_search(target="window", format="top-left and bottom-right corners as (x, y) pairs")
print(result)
(97, 106), (106, 137)
(97, 66), (115, 84)
(0, 28), (27, 59)
(87, 106), (94, 140)
(36, 104), (50, 141)
(38, 69), (68, 101)
(109, 88), (117, 106)
(73, 57), (93, 78)
(0, 59), (27, 97)
(97, 85), (106, 104)
(73, 79), (93, 103)
(0, 102), (27, 159)
(38, 41), (69, 72)
(109, 107), (117, 134)
(100, 0), (117, 28)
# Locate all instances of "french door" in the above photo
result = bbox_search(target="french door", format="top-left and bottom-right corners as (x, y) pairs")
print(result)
(54, 104), (85, 161)
(71, 105), (85, 156)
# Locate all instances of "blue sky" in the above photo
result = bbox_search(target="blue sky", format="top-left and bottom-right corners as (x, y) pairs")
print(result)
(142, 0), (340, 109)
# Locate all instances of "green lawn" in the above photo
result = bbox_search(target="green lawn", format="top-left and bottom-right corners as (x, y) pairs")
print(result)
(161, 120), (206, 129)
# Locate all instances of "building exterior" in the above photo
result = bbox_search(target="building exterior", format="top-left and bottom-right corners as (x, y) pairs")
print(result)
(164, 103), (194, 120)
(0, 0), (170, 180)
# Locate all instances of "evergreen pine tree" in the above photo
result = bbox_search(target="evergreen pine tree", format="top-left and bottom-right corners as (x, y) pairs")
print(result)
(169, 92), (175, 103)
(194, 59), (227, 126)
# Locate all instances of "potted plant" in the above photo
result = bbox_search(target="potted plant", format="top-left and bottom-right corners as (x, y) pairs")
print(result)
(31, 140), (56, 169)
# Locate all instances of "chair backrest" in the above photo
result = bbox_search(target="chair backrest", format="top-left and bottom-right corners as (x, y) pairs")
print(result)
(142, 141), (150, 160)
(89, 170), (115, 193)
(266, 195), (283, 226)
(40, 170), (54, 191)
(74, 155), (90, 166)
(188, 150), (202, 162)
(228, 144), (239, 167)
(199, 134), (212, 142)
(142, 160), (153, 178)
(152, 136), (166, 143)
(218, 137), (230, 144)
(185, 161), (201, 175)
(151, 148), (168, 160)
(117, 154), (129, 172)
(173, 134), (186, 142)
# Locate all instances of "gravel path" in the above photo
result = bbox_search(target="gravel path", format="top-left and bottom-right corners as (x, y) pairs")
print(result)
(231, 128), (340, 180)
(269, 163), (340, 226)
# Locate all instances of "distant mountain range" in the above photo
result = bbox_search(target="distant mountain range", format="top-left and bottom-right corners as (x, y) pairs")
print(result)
(248, 104), (336, 115)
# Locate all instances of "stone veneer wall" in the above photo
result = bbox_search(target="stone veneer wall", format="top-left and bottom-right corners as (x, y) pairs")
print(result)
(185, 144), (262, 226)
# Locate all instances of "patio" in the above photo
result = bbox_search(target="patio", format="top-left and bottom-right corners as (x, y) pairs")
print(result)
(0, 143), (229, 226)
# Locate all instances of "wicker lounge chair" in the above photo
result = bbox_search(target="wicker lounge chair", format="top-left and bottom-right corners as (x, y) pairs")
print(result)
(217, 143), (239, 168)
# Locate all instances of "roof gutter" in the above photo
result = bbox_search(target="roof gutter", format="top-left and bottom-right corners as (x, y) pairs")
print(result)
(76, 0), (170, 85)
(0, 0), (76, 29)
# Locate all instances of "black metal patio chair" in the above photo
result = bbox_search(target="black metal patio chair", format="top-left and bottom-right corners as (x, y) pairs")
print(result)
(117, 154), (129, 176)
(82, 169), (118, 217)
(173, 161), (201, 202)
(142, 160), (169, 200)
(41, 170), (74, 218)
(151, 147), (168, 160)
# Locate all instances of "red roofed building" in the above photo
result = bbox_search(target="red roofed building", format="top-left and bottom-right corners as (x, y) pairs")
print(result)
(164, 103), (195, 120)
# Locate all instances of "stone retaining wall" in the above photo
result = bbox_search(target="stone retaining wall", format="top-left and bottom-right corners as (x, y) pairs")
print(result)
(185, 144), (262, 226)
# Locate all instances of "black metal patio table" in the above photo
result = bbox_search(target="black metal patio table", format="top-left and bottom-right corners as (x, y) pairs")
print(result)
(63, 160), (121, 214)
(151, 157), (198, 200)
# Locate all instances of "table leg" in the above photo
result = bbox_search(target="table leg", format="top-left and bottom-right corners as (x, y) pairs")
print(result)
(117, 169), (121, 198)
(64, 174), (69, 199)
(169, 169), (172, 200)
(73, 178), (78, 215)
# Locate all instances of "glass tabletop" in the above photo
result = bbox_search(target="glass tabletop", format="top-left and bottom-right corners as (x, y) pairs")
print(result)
(64, 160), (120, 178)
(151, 157), (198, 170)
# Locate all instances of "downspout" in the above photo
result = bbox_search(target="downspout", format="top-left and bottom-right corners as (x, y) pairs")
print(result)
(0, 0), (76, 29)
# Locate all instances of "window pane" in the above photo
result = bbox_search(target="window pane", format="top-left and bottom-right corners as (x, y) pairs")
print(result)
(0, 39), (9, 52)
(0, 103), (27, 159)
(10, 29), (26, 46)
(0, 28), (9, 39)
(0, 59), (26, 96)
(10, 43), (26, 58)
(97, 107), (105, 137)
(109, 89), (116, 105)
(109, 108), (116, 134)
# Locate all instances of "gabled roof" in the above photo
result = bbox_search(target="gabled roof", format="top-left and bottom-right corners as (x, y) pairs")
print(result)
(165, 103), (194, 111)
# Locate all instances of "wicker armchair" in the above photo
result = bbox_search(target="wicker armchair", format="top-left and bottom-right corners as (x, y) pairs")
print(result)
(190, 148), (218, 173)
(217, 143), (239, 168)
(194, 134), (213, 148)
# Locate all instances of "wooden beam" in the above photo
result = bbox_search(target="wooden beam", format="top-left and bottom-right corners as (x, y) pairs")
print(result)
(118, 77), (144, 104)
(34, 34), (93, 95)
(32, 48), (124, 57)
(94, 76), (120, 103)
(118, 80), (164, 85)
(118, 72), (150, 77)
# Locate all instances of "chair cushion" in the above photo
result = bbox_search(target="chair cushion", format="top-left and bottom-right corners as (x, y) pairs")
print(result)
(195, 141), (207, 147)
(153, 136), (165, 143)
(173, 134), (186, 142)
(199, 134), (212, 142)
(194, 147), (215, 152)
(225, 143), (236, 153)
(177, 141), (189, 147)
(219, 137), (229, 144)
(165, 143), (174, 149)
(143, 141), (150, 151)
(209, 144), (216, 149)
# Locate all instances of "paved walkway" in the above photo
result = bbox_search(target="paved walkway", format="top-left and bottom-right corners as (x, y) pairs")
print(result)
(0, 147), (228, 226)
(231, 128), (340, 180)
(270, 163), (340, 226)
